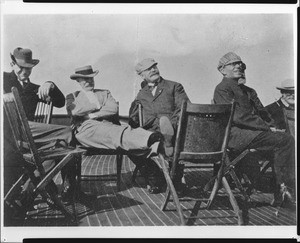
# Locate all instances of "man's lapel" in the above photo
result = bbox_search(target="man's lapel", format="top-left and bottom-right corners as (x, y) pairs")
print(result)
(152, 79), (164, 101)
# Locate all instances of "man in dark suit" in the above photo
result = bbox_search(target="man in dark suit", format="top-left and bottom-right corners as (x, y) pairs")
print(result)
(213, 52), (295, 206)
(265, 79), (295, 137)
(129, 58), (190, 195)
(3, 47), (73, 220)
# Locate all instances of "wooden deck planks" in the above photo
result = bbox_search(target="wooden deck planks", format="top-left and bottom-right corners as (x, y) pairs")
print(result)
(19, 154), (296, 227)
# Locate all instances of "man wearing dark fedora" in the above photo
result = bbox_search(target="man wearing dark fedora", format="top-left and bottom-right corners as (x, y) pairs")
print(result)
(66, 65), (164, 167)
(213, 52), (295, 207)
(128, 58), (190, 195)
(3, 47), (74, 222)
(266, 79), (295, 137)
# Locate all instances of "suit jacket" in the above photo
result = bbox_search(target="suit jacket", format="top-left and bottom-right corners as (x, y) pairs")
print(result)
(213, 77), (273, 152)
(3, 71), (65, 121)
(66, 89), (119, 130)
(265, 99), (295, 134)
(129, 77), (190, 132)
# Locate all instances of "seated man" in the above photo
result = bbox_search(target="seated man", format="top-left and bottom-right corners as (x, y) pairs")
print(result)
(213, 52), (295, 207)
(265, 79), (295, 137)
(129, 58), (190, 195)
(3, 47), (74, 221)
(66, 65), (164, 170)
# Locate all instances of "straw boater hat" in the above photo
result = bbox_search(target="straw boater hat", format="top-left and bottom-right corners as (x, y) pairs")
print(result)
(10, 47), (40, 68)
(70, 65), (99, 80)
(276, 79), (294, 91)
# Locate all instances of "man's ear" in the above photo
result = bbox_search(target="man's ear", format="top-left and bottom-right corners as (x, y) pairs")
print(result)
(10, 62), (15, 67)
(219, 67), (226, 76)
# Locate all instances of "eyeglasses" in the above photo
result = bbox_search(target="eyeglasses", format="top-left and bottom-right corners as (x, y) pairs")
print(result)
(224, 61), (246, 70)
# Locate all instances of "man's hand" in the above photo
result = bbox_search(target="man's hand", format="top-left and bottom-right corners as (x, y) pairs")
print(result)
(38, 82), (55, 101)
(270, 127), (286, 133)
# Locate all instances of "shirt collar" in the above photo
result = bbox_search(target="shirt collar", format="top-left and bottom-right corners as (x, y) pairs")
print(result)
(147, 77), (161, 87)
(280, 97), (290, 108)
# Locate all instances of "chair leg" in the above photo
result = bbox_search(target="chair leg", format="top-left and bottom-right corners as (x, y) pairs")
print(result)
(229, 169), (251, 203)
(222, 177), (244, 225)
(75, 153), (82, 199)
(161, 186), (171, 211)
(155, 154), (185, 225)
(35, 153), (75, 192)
(116, 154), (123, 191)
(132, 166), (139, 183)
(4, 174), (27, 206)
(46, 188), (76, 223)
(206, 178), (219, 209)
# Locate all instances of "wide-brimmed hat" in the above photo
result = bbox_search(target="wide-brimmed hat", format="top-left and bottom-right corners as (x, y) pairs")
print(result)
(135, 58), (158, 74)
(276, 79), (294, 91)
(10, 47), (39, 68)
(70, 65), (99, 80)
(217, 52), (243, 70)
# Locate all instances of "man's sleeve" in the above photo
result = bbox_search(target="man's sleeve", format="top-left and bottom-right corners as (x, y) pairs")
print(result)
(171, 83), (190, 128)
(66, 92), (97, 116)
(213, 86), (234, 104)
(48, 82), (66, 108)
(89, 91), (118, 119)
(128, 99), (141, 128)
(249, 88), (274, 125)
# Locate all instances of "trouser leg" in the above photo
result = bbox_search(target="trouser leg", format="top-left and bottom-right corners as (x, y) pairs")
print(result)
(248, 131), (295, 188)
(29, 121), (73, 150)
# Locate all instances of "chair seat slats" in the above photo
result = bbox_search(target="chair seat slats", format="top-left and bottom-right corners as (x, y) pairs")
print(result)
(179, 151), (223, 161)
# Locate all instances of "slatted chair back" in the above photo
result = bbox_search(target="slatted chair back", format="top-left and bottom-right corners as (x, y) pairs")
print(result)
(3, 87), (85, 222)
(34, 99), (53, 124)
(3, 88), (45, 175)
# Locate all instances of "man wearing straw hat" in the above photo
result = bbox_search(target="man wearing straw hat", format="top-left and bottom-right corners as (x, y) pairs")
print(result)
(266, 79), (295, 137)
(213, 52), (295, 207)
(66, 65), (165, 162)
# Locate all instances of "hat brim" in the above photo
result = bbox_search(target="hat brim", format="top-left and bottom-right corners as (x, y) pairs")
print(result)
(276, 87), (294, 91)
(70, 70), (99, 80)
(10, 53), (39, 68)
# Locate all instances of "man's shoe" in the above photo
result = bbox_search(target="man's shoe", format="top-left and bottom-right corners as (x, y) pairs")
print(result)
(271, 183), (296, 208)
(147, 185), (162, 194)
(147, 132), (164, 147)
(159, 116), (174, 157)
(174, 182), (189, 197)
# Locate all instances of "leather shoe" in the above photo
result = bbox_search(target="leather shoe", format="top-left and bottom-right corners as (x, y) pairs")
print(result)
(271, 183), (296, 208)
(174, 182), (189, 197)
(147, 185), (162, 194)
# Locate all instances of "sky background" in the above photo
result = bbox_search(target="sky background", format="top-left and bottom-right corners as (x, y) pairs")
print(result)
(2, 5), (296, 117)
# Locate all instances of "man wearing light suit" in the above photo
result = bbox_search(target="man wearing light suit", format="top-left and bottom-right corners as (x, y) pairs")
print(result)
(66, 65), (164, 163)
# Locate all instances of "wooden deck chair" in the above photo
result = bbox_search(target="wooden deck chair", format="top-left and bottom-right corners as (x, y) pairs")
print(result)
(4, 97), (54, 219)
(75, 102), (124, 191)
(3, 87), (85, 223)
(207, 99), (276, 197)
(34, 98), (53, 124)
(156, 100), (247, 225)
